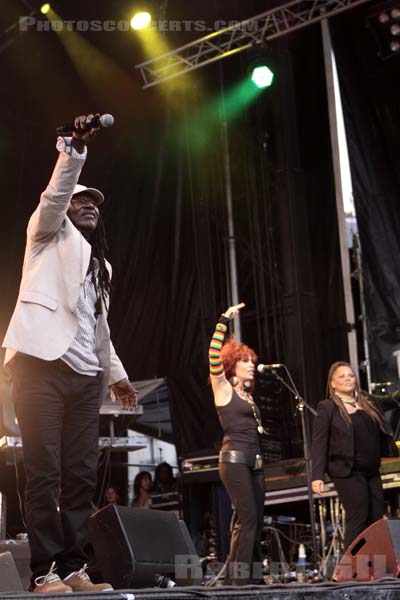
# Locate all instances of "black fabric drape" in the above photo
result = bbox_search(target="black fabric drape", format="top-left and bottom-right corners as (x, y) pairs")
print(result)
(330, 5), (400, 381)
(0, 3), (349, 462)
(105, 27), (349, 457)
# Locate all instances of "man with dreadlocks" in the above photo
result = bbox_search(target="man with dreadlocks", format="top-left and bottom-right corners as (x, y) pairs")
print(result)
(2, 114), (137, 593)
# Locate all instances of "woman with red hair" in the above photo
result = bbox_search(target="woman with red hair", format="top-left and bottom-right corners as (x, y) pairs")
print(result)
(209, 303), (265, 585)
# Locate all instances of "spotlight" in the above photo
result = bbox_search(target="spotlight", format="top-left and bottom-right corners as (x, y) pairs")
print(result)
(367, 1), (400, 58)
(251, 65), (274, 89)
(40, 3), (51, 14)
(246, 47), (276, 91)
(130, 11), (152, 30)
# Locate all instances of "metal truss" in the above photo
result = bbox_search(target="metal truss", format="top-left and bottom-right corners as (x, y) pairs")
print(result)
(135, 0), (372, 87)
(0, 8), (35, 55)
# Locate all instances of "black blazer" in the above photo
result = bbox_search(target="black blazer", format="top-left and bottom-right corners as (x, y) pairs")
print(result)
(311, 396), (399, 480)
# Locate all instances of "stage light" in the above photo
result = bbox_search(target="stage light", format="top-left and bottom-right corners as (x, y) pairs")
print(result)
(367, 1), (400, 58)
(251, 65), (274, 89)
(247, 47), (276, 90)
(130, 11), (152, 30)
(40, 3), (51, 14)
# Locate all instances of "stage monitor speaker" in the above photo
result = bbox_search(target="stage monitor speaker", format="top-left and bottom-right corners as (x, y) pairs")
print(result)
(90, 505), (201, 589)
(334, 517), (400, 581)
(0, 551), (24, 592)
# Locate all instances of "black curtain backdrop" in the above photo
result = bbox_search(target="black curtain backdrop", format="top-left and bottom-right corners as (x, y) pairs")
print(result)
(330, 3), (400, 382)
(0, 1), (349, 463)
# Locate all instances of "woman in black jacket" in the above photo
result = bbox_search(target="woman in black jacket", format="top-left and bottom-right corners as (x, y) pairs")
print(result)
(311, 361), (398, 550)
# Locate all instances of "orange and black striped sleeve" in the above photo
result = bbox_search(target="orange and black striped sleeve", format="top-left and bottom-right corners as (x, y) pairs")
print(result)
(208, 318), (229, 378)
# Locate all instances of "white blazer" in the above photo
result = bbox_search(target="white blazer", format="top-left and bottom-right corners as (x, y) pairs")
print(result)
(2, 149), (128, 398)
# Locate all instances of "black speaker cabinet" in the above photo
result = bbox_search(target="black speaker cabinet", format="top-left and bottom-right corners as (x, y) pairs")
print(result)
(0, 552), (24, 592)
(90, 505), (201, 588)
(334, 517), (400, 581)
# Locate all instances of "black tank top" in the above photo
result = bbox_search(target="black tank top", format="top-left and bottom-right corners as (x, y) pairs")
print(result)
(216, 389), (261, 454)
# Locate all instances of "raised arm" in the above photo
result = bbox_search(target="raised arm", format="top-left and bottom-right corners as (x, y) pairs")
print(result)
(209, 302), (245, 406)
(28, 115), (99, 243)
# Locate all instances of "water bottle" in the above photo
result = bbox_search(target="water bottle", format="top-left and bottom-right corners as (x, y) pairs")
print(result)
(296, 543), (307, 583)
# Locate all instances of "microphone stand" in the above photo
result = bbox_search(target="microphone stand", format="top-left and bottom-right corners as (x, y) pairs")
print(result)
(269, 366), (320, 574)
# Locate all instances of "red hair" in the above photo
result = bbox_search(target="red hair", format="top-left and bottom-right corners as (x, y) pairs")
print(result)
(220, 335), (258, 392)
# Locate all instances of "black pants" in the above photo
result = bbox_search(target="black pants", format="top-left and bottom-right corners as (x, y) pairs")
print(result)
(219, 462), (265, 585)
(332, 470), (384, 551)
(12, 355), (101, 585)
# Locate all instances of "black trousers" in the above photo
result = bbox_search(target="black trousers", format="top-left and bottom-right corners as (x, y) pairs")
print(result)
(12, 355), (101, 585)
(332, 470), (384, 551)
(219, 462), (265, 585)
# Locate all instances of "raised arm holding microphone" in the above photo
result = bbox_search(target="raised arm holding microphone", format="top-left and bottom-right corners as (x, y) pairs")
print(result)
(209, 303), (265, 585)
(2, 114), (137, 593)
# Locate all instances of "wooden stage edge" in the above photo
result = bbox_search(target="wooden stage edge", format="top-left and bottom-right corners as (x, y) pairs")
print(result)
(1, 579), (400, 600)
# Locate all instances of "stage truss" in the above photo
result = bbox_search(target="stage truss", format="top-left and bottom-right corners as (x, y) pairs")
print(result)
(135, 0), (372, 88)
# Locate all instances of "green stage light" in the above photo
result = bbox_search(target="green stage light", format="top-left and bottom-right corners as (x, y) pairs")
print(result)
(251, 65), (274, 89)
(130, 11), (152, 30)
(40, 3), (51, 14)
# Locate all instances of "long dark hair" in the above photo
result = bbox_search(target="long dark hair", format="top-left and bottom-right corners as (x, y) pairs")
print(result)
(327, 361), (385, 429)
(154, 462), (174, 485)
(133, 471), (152, 498)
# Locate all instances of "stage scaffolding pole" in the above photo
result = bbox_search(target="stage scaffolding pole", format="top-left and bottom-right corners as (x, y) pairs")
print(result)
(219, 72), (242, 342)
(321, 18), (359, 372)
(353, 233), (372, 391)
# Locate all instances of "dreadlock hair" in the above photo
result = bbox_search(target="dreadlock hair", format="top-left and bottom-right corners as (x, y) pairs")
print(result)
(327, 361), (385, 429)
(90, 212), (111, 307)
(220, 335), (258, 394)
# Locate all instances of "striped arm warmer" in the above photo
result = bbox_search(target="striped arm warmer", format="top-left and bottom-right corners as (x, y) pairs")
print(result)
(209, 320), (228, 378)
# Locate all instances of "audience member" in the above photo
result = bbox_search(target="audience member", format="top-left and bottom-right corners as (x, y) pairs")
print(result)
(131, 471), (152, 509)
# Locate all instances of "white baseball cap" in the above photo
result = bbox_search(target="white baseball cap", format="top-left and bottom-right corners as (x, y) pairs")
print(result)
(72, 184), (104, 205)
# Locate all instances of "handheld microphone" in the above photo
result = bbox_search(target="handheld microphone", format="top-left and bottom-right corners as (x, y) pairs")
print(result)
(257, 363), (283, 373)
(57, 114), (114, 135)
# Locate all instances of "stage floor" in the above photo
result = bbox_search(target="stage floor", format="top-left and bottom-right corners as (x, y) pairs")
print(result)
(1, 579), (400, 600)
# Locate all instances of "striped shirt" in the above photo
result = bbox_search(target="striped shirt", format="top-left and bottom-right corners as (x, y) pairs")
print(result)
(62, 264), (103, 376)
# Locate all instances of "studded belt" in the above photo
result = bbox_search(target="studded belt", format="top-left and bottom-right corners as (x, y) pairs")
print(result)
(219, 450), (263, 470)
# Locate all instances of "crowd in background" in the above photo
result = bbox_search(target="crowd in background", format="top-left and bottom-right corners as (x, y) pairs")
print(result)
(103, 462), (178, 510)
